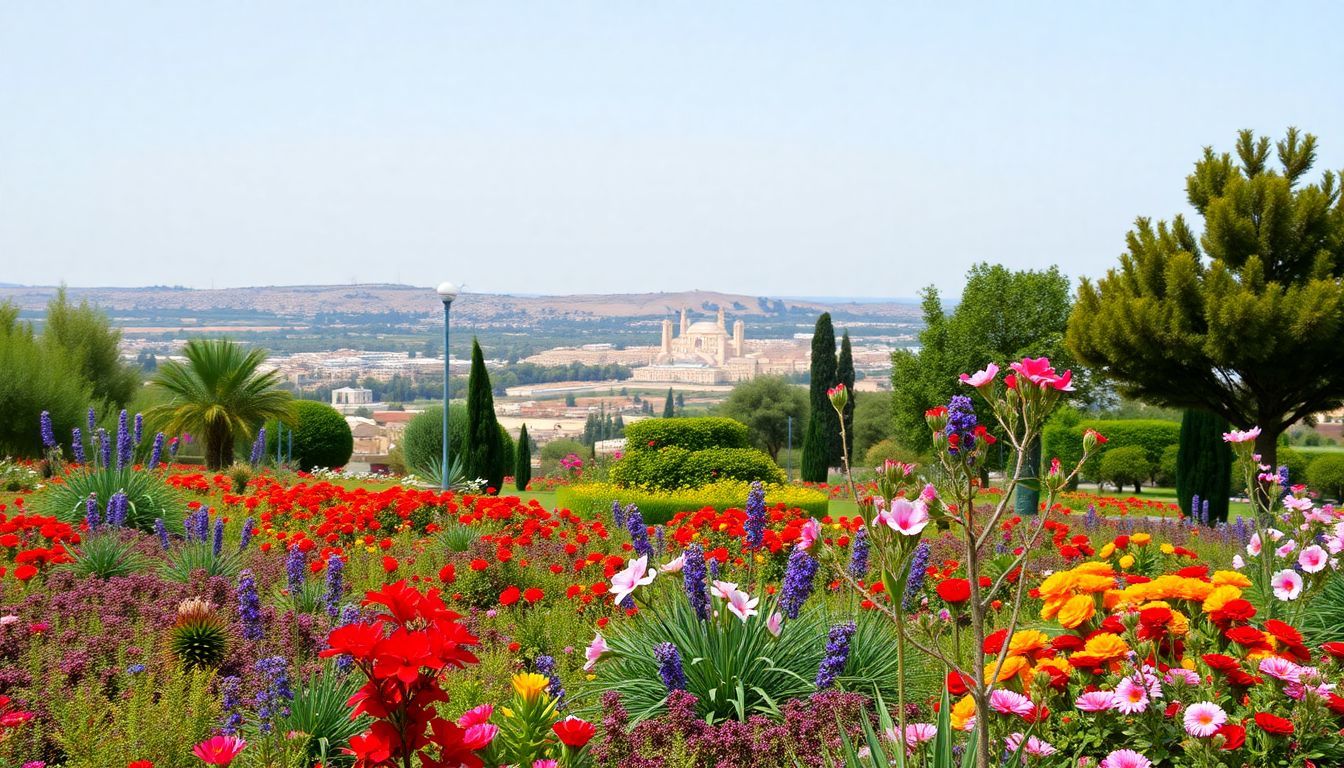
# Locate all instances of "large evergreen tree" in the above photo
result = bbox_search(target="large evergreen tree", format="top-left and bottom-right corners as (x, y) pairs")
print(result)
(1068, 128), (1344, 475)
(466, 338), (505, 493)
(43, 287), (140, 410)
(515, 423), (532, 491)
(836, 331), (856, 465)
(801, 313), (838, 482)
(663, 388), (675, 418)
(1176, 409), (1233, 523)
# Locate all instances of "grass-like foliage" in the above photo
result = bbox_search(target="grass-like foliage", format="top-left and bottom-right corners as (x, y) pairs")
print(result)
(62, 531), (148, 579)
(40, 466), (183, 534)
(1299, 571), (1344, 645)
(278, 667), (371, 766)
(159, 542), (243, 583)
(438, 522), (479, 553)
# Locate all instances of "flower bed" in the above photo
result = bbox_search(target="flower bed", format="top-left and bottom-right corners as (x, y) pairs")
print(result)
(556, 480), (828, 524)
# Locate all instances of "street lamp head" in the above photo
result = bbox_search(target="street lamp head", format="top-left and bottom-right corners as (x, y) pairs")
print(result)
(436, 281), (461, 302)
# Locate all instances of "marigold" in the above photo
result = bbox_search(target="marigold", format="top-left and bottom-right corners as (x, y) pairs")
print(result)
(1118, 555), (1136, 570)
(1080, 632), (1130, 662)
(1074, 561), (1117, 577)
(1131, 533), (1152, 546)
(986, 655), (1032, 684)
(1057, 594), (1096, 629)
(1036, 571), (1078, 601)
(1160, 543), (1175, 555)
(512, 672), (550, 702)
(950, 694), (977, 731)
(1201, 585), (1242, 614)
(1211, 570), (1252, 588)
(1008, 630), (1050, 658)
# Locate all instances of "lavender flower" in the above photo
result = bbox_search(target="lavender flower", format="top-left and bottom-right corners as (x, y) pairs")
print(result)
(285, 546), (306, 594)
(254, 656), (293, 732)
(87, 407), (96, 433)
(1084, 504), (1099, 529)
(779, 548), (820, 619)
(682, 543), (709, 621)
(212, 518), (224, 557)
(169, 437), (180, 460)
(325, 554), (344, 618)
(745, 481), (766, 550)
(654, 642), (688, 692)
(220, 675), (243, 735)
(107, 491), (128, 527)
(85, 495), (100, 531)
(147, 432), (164, 469)
(814, 622), (856, 689)
(708, 558), (720, 581)
(133, 413), (143, 444)
(98, 428), (110, 468)
(847, 526), (869, 578)
(237, 570), (263, 641)
(903, 540), (931, 610)
(71, 428), (85, 463)
(155, 518), (170, 550)
(612, 500), (627, 528)
(1191, 494), (1201, 521)
(625, 504), (653, 559)
(39, 411), (55, 449)
(239, 517), (255, 551)
(654, 526), (665, 557)
(250, 428), (266, 466)
(116, 410), (132, 469)
(536, 654), (567, 709)
(944, 395), (977, 456)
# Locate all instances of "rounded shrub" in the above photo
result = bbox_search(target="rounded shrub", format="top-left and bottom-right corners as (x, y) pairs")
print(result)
(1099, 445), (1153, 492)
(1043, 419), (1180, 484)
(267, 400), (353, 472)
(401, 404), (512, 484)
(557, 481), (828, 525)
(863, 439), (924, 470)
(1307, 454), (1344, 500)
(610, 447), (784, 490)
(623, 417), (751, 453)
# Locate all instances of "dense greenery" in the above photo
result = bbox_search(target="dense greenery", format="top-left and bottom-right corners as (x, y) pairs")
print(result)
(0, 303), (93, 458)
(403, 403), (512, 487)
(609, 446), (784, 490)
(1176, 409), (1233, 522)
(623, 417), (751, 454)
(1042, 418), (1180, 486)
(1307, 454), (1344, 500)
(1098, 445), (1152, 493)
(265, 400), (353, 471)
(42, 288), (140, 411)
(466, 339), (506, 493)
(716, 376), (808, 460)
(556, 480), (828, 524)
(515, 423), (532, 491)
(1068, 128), (1344, 474)
(851, 391), (892, 462)
(801, 313), (838, 482)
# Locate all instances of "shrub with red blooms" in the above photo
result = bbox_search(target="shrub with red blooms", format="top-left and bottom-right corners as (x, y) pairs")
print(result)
(320, 580), (491, 768)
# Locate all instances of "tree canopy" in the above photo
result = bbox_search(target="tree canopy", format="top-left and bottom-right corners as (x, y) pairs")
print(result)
(716, 375), (808, 460)
(1068, 128), (1344, 471)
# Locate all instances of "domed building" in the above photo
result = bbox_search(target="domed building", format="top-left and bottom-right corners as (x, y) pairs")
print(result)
(631, 308), (804, 384)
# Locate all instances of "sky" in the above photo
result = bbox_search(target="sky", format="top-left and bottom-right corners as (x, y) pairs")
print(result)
(3, 3), (1342, 299)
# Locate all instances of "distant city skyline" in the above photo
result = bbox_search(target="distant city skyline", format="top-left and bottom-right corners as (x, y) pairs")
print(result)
(4, 3), (1342, 299)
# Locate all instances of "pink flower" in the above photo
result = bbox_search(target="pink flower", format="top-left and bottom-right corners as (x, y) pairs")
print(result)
(1164, 668), (1200, 686)
(1299, 545), (1328, 573)
(1182, 702), (1227, 737)
(465, 723), (498, 749)
(660, 554), (686, 573)
(1258, 657), (1302, 683)
(1008, 357), (1074, 391)
(532, 761), (559, 768)
(900, 723), (937, 746)
(875, 498), (929, 536)
(1114, 677), (1149, 714)
(766, 611), (783, 637)
(1006, 732), (1057, 757)
(711, 580), (759, 622)
(1275, 539), (1297, 558)
(583, 632), (608, 671)
(1271, 569), (1304, 601)
(1100, 750), (1151, 768)
(1247, 533), (1262, 556)
(989, 689), (1035, 717)
(457, 704), (494, 727)
(192, 734), (247, 765)
(1222, 426), (1261, 444)
(797, 518), (822, 551)
(609, 555), (656, 605)
(1075, 691), (1119, 712)
(959, 363), (999, 389)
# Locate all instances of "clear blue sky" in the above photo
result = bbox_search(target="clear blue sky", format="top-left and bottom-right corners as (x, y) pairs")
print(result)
(3, 2), (1341, 298)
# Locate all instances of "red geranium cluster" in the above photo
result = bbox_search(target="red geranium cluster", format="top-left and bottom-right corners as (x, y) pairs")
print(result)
(320, 580), (491, 768)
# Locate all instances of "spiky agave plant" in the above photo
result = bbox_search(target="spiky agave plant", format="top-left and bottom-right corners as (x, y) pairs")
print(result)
(170, 597), (231, 669)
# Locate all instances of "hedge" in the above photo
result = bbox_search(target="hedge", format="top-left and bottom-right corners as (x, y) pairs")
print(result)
(609, 446), (785, 490)
(623, 417), (751, 454)
(1042, 419), (1180, 484)
(557, 481), (829, 525)
(266, 400), (353, 472)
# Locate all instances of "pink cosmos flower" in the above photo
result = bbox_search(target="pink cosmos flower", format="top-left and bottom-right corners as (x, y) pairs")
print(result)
(875, 498), (929, 536)
(959, 363), (999, 389)
(1272, 569), (1304, 601)
(1182, 701), (1227, 737)
(1114, 677), (1149, 714)
(457, 704), (494, 727)
(1222, 426), (1261, 444)
(1284, 496), (1314, 513)
(1006, 732), (1057, 757)
(583, 632), (608, 671)
(1259, 656), (1303, 683)
(1275, 539), (1297, 559)
(1299, 545), (1328, 573)
(464, 723), (498, 749)
(797, 518), (822, 551)
(766, 611), (783, 637)
(988, 689), (1035, 717)
(712, 580), (759, 622)
(1101, 749), (1152, 768)
(532, 761), (559, 768)
(660, 554), (686, 573)
(609, 555), (656, 605)
(1075, 691), (1119, 712)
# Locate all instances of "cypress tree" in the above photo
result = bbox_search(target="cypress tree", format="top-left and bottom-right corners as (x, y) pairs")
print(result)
(1176, 409), (1233, 523)
(466, 338), (505, 493)
(515, 423), (532, 492)
(801, 313), (838, 482)
(836, 331), (856, 465)
(663, 388), (675, 418)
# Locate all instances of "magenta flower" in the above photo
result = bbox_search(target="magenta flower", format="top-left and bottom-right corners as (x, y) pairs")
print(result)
(1075, 691), (1119, 712)
(583, 632), (609, 672)
(1100, 749), (1152, 768)
(1182, 701), (1227, 737)
(1008, 357), (1074, 391)
(1299, 544), (1328, 573)
(988, 689), (1035, 717)
(1114, 677), (1149, 714)
(1222, 426), (1261, 443)
(1271, 569), (1304, 601)
(797, 518), (822, 551)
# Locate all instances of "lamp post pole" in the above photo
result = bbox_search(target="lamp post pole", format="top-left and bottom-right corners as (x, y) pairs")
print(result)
(437, 282), (460, 491)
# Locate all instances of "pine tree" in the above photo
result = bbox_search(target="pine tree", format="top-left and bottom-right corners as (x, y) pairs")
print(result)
(663, 388), (675, 418)
(1176, 410), (1233, 524)
(466, 338), (505, 493)
(836, 331), (856, 466)
(801, 313), (838, 482)
(515, 423), (532, 492)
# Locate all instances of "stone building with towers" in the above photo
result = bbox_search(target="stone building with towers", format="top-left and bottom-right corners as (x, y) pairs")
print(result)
(630, 308), (807, 384)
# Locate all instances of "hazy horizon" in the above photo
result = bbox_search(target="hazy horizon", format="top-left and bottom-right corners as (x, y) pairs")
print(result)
(4, 3), (1343, 298)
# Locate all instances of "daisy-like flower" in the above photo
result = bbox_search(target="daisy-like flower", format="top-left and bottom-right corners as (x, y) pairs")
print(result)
(1165, 668), (1200, 686)
(1101, 749), (1152, 768)
(1075, 691), (1119, 712)
(1222, 427), (1261, 444)
(1114, 677), (1149, 714)
(1182, 701), (1227, 737)
(988, 689), (1035, 717)
(1259, 657), (1303, 683)
(1271, 569), (1304, 601)
(1005, 732), (1057, 757)
(884, 722), (937, 747)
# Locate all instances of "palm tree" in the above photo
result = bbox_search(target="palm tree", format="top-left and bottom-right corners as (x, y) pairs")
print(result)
(147, 339), (294, 470)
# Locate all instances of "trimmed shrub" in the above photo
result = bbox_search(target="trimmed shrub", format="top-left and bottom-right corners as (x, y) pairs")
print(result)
(1278, 446), (1310, 487)
(1099, 445), (1153, 493)
(863, 439), (924, 470)
(623, 417), (750, 454)
(402, 404), (511, 484)
(1043, 419), (1180, 484)
(557, 481), (828, 525)
(1157, 444), (1179, 486)
(1307, 454), (1344, 500)
(267, 400), (353, 472)
(610, 446), (784, 490)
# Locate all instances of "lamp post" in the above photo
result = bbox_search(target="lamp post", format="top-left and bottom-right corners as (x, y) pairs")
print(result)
(436, 282), (460, 490)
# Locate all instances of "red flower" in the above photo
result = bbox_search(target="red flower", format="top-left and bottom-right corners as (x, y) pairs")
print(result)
(936, 578), (971, 604)
(128, 761), (155, 768)
(1254, 712), (1294, 735)
(13, 564), (37, 582)
(552, 715), (597, 748)
(381, 556), (399, 573)
(1322, 641), (1344, 660)
(499, 586), (521, 607)
(438, 564), (456, 584)
(523, 587), (544, 604)
(1214, 723), (1245, 750)
(945, 670), (972, 696)
(320, 621), (387, 661)
(470, 559), (489, 572)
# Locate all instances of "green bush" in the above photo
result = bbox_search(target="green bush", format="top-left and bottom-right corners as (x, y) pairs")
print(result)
(39, 466), (183, 534)
(623, 417), (750, 454)
(267, 400), (353, 471)
(862, 439), (924, 470)
(1278, 446), (1311, 487)
(1042, 419), (1180, 483)
(404, 404), (512, 486)
(1307, 454), (1344, 500)
(609, 446), (784, 490)
(1099, 445), (1153, 492)
(1157, 443), (1179, 486)
(557, 481), (827, 525)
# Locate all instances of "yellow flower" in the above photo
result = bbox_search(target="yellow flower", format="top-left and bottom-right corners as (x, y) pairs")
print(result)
(1131, 533), (1152, 546)
(1201, 584), (1243, 614)
(951, 694), (977, 731)
(1008, 630), (1051, 658)
(1160, 543), (1175, 555)
(1118, 554), (1136, 570)
(1036, 571), (1079, 601)
(1077, 574), (1119, 594)
(1099, 543), (1116, 559)
(501, 706), (515, 718)
(754, 554), (765, 564)
(1180, 656), (1196, 671)
(987, 655), (1031, 683)
(1212, 570), (1252, 588)
(1074, 562), (1117, 577)
(1057, 594), (1096, 629)
(1081, 632), (1130, 662)
(512, 672), (550, 702)
(1035, 657), (1072, 681)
